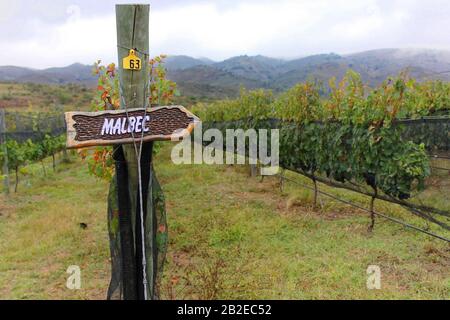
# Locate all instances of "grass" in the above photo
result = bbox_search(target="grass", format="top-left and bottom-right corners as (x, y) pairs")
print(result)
(0, 82), (92, 112)
(0, 145), (449, 299)
(0, 154), (110, 299)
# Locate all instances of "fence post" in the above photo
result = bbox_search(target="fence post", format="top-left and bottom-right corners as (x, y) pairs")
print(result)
(115, 4), (152, 300)
(250, 164), (257, 177)
(0, 109), (9, 194)
(368, 187), (377, 232)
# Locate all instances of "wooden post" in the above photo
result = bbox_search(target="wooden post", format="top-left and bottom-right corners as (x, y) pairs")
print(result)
(65, 4), (199, 300)
(368, 187), (377, 232)
(279, 168), (285, 192)
(312, 174), (318, 209)
(0, 109), (9, 194)
(250, 164), (257, 177)
(116, 4), (152, 300)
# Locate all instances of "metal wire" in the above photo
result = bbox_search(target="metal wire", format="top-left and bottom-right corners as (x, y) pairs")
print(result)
(119, 40), (150, 299)
(117, 7), (151, 300)
(431, 165), (450, 171)
(117, 45), (150, 57)
(120, 98), (149, 300)
(279, 172), (450, 243)
(430, 155), (450, 160)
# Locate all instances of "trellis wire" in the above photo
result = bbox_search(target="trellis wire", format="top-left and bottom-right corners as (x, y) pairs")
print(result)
(120, 91), (150, 300)
(203, 115), (450, 234)
(278, 172), (450, 243)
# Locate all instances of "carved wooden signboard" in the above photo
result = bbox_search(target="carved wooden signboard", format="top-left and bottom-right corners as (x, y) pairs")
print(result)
(65, 106), (199, 149)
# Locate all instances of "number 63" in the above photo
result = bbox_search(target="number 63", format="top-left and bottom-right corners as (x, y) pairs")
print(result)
(130, 59), (140, 69)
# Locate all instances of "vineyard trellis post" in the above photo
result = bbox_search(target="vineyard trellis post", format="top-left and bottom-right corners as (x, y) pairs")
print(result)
(65, 3), (199, 300)
(250, 164), (257, 177)
(368, 186), (378, 232)
(116, 3), (151, 300)
(0, 109), (9, 194)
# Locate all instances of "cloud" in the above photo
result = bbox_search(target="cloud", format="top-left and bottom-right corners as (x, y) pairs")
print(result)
(150, 1), (327, 59)
(0, 1), (20, 23)
(0, 0), (449, 68)
(0, 7), (117, 68)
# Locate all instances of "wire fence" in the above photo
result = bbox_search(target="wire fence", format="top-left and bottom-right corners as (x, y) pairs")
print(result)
(278, 172), (450, 242)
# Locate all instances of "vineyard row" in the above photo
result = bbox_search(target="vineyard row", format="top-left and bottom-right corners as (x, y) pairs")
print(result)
(194, 71), (450, 230)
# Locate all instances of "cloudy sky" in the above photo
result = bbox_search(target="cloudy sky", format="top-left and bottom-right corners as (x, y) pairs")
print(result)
(0, 0), (449, 69)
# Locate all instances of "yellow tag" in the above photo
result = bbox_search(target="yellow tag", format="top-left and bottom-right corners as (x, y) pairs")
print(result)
(122, 49), (141, 70)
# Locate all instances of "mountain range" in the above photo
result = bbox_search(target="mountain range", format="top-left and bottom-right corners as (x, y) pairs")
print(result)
(1, 48), (450, 98)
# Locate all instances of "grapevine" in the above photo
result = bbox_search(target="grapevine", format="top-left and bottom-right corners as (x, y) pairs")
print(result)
(81, 55), (179, 180)
(193, 71), (448, 200)
(0, 135), (66, 192)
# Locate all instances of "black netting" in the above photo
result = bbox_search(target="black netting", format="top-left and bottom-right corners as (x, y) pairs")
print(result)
(2, 111), (66, 142)
(397, 116), (450, 156)
(107, 145), (168, 300)
(106, 166), (168, 300)
(202, 116), (450, 233)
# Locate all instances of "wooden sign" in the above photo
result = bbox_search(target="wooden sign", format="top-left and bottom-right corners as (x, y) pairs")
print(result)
(65, 106), (199, 149)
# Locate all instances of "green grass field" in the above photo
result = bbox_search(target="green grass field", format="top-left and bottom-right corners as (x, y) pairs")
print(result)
(0, 145), (449, 300)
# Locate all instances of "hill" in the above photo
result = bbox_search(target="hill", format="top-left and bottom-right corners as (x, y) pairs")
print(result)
(213, 55), (285, 82)
(167, 64), (266, 98)
(165, 55), (214, 71)
(0, 63), (95, 85)
(1, 49), (450, 98)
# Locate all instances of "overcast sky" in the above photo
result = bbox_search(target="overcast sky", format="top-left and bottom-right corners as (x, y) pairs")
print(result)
(0, 0), (449, 69)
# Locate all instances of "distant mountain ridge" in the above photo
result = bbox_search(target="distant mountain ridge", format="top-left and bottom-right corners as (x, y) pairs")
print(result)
(165, 55), (215, 70)
(1, 48), (450, 98)
(0, 63), (94, 85)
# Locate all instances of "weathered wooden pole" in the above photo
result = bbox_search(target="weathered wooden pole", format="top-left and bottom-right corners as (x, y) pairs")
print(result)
(65, 4), (197, 300)
(0, 109), (9, 194)
(115, 4), (152, 300)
